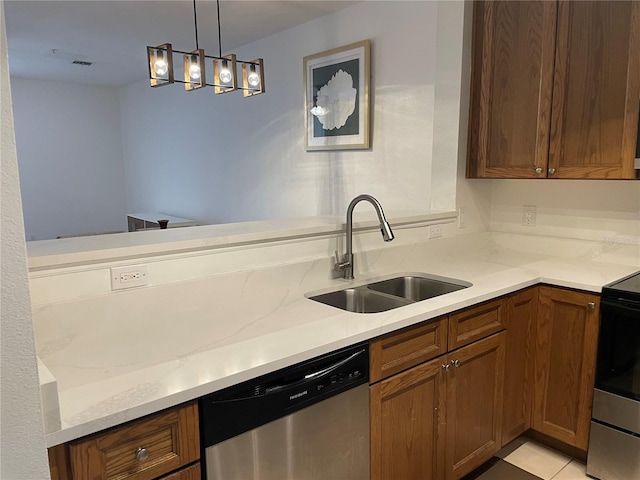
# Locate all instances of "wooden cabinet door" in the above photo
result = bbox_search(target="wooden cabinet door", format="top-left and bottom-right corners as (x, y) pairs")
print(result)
(502, 288), (538, 445)
(370, 317), (448, 383)
(68, 402), (199, 480)
(532, 287), (600, 450)
(448, 297), (506, 350)
(467, 1), (557, 178)
(370, 357), (446, 480)
(445, 332), (505, 480)
(158, 463), (200, 480)
(549, 0), (640, 179)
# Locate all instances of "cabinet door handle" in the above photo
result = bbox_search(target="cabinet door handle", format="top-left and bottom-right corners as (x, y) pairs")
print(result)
(588, 302), (596, 310)
(136, 447), (149, 462)
(548, 168), (556, 175)
(451, 359), (460, 368)
(535, 167), (543, 174)
(442, 363), (450, 372)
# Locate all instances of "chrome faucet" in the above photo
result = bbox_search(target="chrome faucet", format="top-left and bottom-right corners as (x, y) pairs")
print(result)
(335, 194), (394, 279)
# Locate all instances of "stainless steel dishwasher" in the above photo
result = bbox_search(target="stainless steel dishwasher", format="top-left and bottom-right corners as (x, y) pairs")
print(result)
(199, 343), (369, 480)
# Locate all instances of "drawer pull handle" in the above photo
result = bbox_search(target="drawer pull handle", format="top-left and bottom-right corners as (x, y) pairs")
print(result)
(136, 447), (149, 462)
(442, 363), (450, 372)
(451, 359), (461, 368)
(588, 302), (596, 310)
(535, 167), (543, 174)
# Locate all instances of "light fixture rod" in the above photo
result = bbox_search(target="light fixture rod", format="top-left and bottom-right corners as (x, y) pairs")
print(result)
(167, 47), (258, 65)
(217, 0), (222, 57)
(193, 0), (200, 49)
(167, 78), (257, 91)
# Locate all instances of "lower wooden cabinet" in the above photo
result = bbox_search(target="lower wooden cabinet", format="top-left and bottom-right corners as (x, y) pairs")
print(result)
(370, 356), (446, 480)
(532, 286), (600, 450)
(502, 287), (538, 445)
(158, 463), (200, 480)
(445, 332), (505, 479)
(370, 331), (506, 480)
(370, 284), (601, 478)
(48, 401), (200, 480)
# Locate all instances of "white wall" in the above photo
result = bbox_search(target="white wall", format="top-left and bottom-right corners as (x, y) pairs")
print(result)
(120, 1), (454, 225)
(10, 78), (127, 240)
(0, 1), (50, 477)
(488, 180), (640, 243)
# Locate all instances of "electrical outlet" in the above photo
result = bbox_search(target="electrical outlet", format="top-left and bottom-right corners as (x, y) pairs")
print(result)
(429, 224), (443, 239)
(111, 265), (149, 290)
(522, 205), (537, 226)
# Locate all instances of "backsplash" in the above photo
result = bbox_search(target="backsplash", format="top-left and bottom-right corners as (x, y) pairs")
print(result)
(28, 217), (458, 307)
(468, 179), (640, 244)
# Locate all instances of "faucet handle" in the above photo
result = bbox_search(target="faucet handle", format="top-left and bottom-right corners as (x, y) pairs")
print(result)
(334, 250), (354, 280)
(334, 251), (348, 271)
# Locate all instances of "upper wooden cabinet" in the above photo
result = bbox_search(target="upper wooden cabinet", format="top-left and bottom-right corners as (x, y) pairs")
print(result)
(467, 1), (640, 179)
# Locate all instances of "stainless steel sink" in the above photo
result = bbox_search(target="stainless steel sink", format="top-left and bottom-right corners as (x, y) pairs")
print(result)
(366, 274), (471, 302)
(308, 274), (471, 313)
(308, 287), (412, 313)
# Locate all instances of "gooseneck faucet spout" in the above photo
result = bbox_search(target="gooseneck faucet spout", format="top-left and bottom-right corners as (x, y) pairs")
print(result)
(336, 194), (394, 280)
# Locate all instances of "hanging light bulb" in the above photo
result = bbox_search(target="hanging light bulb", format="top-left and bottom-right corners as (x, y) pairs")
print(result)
(189, 62), (201, 80)
(247, 65), (261, 87)
(219, 60), (232, 84)
(147, 44), (174, 87)
(183, 49), (205, 91)
(242, 59), (265, 97)
(213, 55), (237, 94)
(154, 58), (169, 76)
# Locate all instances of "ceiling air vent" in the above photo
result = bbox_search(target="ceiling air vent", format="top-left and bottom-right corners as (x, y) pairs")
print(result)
(72, 60), (93, 67)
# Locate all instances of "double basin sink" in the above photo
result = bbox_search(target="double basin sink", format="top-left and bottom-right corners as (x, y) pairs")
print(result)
(308, 274), (472, 313)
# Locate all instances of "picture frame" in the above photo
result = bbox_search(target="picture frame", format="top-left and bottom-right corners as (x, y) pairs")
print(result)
(303, 40), (371, 151)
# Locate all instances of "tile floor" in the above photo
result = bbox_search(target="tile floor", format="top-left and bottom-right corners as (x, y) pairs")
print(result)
(462, 438), (591, 480)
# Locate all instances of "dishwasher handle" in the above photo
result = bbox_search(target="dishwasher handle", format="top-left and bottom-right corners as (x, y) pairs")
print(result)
(264, 348), (366, 394)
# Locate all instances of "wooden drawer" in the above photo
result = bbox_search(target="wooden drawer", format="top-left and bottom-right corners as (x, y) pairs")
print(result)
(449, 297), (507, 350)
(158, 463), (200, 480)
(370, 316), (448, 383)
(68, 401), (199, 480)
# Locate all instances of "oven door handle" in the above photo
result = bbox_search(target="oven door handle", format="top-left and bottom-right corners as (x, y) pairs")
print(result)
(601, 298), (640, 313)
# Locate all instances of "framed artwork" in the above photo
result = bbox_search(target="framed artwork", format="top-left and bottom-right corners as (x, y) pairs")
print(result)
(303, 40), (371, 151)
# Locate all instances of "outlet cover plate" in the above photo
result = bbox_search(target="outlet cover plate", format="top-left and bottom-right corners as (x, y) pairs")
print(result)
(522, 205), (537, 226)
(111, 265), (149, 290)
(429, 224), (443, 239)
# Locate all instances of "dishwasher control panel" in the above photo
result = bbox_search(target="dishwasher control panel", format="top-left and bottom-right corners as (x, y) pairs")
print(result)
(200, 342), (369, 447)
(318, 368), (363, 391)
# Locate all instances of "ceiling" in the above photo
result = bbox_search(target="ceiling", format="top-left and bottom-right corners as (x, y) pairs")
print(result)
(4, 0), (358, 87)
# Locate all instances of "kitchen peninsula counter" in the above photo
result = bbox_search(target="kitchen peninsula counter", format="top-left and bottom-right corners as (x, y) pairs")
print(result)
(31, 231), (640, 447)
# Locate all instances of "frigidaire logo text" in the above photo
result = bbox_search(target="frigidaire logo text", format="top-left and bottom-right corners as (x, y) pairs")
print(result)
(290, 390), (308, 400)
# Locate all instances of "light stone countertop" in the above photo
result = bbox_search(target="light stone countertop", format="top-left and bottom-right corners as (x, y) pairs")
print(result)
(33, 232), (640, 447)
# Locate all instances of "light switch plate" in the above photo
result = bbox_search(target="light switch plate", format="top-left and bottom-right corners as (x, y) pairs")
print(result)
(522, 205), (537, 226)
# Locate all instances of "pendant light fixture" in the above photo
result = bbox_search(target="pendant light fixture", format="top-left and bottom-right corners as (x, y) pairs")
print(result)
(146, 0), (265, 96)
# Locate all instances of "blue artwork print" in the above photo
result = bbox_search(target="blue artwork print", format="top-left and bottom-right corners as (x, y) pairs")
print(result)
(311, 59), (360, 138)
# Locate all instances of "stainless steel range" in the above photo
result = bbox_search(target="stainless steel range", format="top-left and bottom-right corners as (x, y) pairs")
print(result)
(587, 271), (640, 480)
